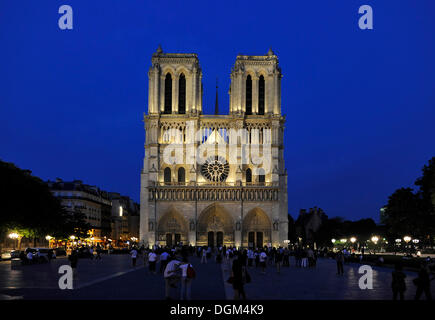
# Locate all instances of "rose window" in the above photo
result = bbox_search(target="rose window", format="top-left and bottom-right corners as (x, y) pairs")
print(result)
(201, 156), (229, 182)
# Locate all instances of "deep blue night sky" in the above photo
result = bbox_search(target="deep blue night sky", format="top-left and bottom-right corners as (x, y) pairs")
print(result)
(1, 1), (434, 222)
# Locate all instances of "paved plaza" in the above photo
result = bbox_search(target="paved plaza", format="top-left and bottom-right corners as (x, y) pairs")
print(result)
(0, 254), (434, 300)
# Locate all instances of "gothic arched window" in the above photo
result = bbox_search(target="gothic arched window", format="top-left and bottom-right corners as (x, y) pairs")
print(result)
(258, 75), (265, 115)
(246, 168), (252, 184)
(178, 74), (186, 114)
(164, 167), (171, 185)
(178, 167), (185, 184)
(164, 73), (172, 114)
(258, 168), (265, 184)
(246, 75), (252, 115)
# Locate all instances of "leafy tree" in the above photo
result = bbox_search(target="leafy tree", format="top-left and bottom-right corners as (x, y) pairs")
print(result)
(0, 160), (86, 243)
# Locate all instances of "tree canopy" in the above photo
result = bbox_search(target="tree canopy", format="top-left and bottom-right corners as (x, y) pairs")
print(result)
(0, 159), (88, 240)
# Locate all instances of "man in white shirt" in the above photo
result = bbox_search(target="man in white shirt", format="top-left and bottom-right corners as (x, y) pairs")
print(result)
(159, 251), (170, 273)
(259, 251), (267, 274)
(148, 251), (158, 274)
(130, 248), (138, 267)
(164, 257), (181, 300)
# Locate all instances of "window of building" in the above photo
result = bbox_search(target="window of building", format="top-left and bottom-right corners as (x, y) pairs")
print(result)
(164, 167), (171, 184)
(246, 75), (252, 115)
(178, 167), (185, 184)
(258, 75), (265, 115)
(164, 73), (172, 114)
(178, 73), (186, 114)
(246, 168), (252, 184)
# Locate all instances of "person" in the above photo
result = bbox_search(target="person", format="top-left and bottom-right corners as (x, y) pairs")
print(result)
(68, 249), (79, 280)
(391, 262), (406, 300)
(247, 249), (254, 267)
(336, 250), (344, 275)
(95, 247), (102, 260)
(160, 250), (170, 273)
(259, 250), (267, 274)
(307, 247), (315, 267)
(275, 248), (283, 273)
(130, 247), (138, 267)
(148, 250), (158, 274)
(164, 257), (181, 300)
(414, 262), (433, 300)
(201, 247), (207, 264)
(231, 253), (247, 300)
(26, 250), (33, 264)
(89, 247), (94, 260)
(179, 257), (195, 300)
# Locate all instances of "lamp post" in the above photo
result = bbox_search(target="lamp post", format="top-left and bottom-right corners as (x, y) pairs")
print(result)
(8, 232), (19, 250)
(403, 236), (411, 255)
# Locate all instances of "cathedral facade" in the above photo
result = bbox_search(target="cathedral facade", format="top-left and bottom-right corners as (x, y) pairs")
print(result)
(140, 46), (288, 248)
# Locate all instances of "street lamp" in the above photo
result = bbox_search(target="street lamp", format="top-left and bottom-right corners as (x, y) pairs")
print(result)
(70, 235), (76, 240)
(350, 237), (357, 243)
(371, 236), (379, 244)
(8, 232), (19, 240)
(8, 232), (19, 250)
(412, 239), (419, 244)
(403, 236), (411, 243)
(331, 238), (336, 244)
(340, 238), (347, 243)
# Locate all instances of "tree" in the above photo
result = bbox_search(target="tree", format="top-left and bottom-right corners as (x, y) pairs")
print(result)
(0, 160), (81, 242)
(382, 157), (435, 245)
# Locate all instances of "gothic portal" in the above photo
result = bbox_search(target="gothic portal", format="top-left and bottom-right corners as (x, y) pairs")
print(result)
(140, 46), (288, 248)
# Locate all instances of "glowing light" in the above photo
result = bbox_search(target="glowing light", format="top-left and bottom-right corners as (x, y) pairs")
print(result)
(45, 235), (52, 241)
(371, 236), (379, 244)
(340, 238), (347, 243)
(403, 236), (411, 243)
(350, 237), (357, 243)
(331, 239), (336, 244)
(69, 235), (76, 240)
(8, 233), (19, 239)
(119, 206), (123, 217)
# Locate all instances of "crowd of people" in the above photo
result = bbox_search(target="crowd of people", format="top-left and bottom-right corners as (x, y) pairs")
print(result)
(64, 242), (434, 301)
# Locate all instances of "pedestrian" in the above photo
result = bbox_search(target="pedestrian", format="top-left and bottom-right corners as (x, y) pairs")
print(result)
(89, 247), (94, 260)
(130, 247), (138, 267)
(160, 250), (170, 273)
(68, 249), (79, 281)
(414, 262), (433, 300)
(275, 248), (283, 273)
(164, 257), (181, 300)
(336, 250), (344, 275)
(95, 247), (102, 260)
(247, 249), (254, 267)
(179, 257), (195, 300)
(392, 262), (406, 300)
(259, 250), (267, 274)
(231, 253), (247, 300)
(201, 247), (207, 264)
(148, 250), (158, 274)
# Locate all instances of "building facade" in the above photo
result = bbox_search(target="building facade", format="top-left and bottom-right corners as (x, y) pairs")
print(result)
(140, 46), (288, 248)
(48, 178), (112, 239)
(109, 192), (140, 245)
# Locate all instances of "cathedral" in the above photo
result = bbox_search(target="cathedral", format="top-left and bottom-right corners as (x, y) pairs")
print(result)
(140, 46), (288, 248)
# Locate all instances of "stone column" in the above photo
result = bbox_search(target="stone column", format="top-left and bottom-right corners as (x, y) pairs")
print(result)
(252, 75), (258, 114)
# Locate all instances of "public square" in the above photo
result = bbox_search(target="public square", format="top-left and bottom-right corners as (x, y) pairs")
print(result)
(1, 254), (433, 300)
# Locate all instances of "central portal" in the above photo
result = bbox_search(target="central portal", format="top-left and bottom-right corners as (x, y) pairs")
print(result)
(197, 204), (234, 247)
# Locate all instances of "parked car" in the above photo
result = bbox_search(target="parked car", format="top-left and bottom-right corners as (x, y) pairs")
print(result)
(0, 250), (22, 261)
(25, 248), (54, 262)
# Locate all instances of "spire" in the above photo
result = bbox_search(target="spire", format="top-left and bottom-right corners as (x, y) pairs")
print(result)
(267, 47), (274, 56)
(215, 77), (219, 115)
(156, 44), (163, 54)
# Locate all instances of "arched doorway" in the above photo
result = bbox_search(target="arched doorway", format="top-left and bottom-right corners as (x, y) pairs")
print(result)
(243, 208), (271, 248)
(157, 208), (188, 246)
(197, 204), (234, 247)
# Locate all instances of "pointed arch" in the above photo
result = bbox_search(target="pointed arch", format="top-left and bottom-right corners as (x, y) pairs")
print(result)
(164, 73), (172, 114)
(258, 75), (265, 115)
(246, 75), (252, 115)
(177, 167), (185, 184)
(178, 73), (186, 114)
(164, 167), (171, 184)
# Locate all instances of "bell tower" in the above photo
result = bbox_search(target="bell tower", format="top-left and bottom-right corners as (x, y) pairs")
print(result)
(229, 48), (282, 116)
(147, 45), (203, 115)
